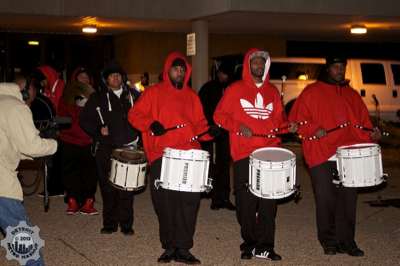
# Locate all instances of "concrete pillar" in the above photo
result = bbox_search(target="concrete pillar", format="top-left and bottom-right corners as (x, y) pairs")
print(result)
(191, 20), (208, 92)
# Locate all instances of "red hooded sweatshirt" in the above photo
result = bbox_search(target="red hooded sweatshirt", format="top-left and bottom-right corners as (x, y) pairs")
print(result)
(128, 52), (211, 164)
(214, 48), (287, 162)
(38, 65), (65, 111)
(289, 80), (373, 168)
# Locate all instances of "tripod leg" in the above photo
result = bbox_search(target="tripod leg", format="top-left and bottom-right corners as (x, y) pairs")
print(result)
(44, 159), (49, 212)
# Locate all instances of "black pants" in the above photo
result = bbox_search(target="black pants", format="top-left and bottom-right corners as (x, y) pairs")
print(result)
(46, 139), (64, 194)
(202, 132), (231, 203)
(234, 158), (277, 253)
(95, 144), (134, 230)
(309, 161), (357, 248)
(150, 158), (200, 250)
(61, 141), (97, 204)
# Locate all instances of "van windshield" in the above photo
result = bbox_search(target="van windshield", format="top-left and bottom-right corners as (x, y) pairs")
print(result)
(269, 62), (324, 81)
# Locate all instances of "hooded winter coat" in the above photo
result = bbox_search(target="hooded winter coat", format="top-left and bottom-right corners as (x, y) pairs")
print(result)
(128, 52), (211, 163)
(38, 65), (65, 111)
(288, 75), (373, 167)
(214, 48), (287, 161)
(0, 83), (57, 201)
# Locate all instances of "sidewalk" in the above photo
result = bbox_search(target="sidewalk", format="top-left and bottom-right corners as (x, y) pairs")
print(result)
(1, 144), (399, 265)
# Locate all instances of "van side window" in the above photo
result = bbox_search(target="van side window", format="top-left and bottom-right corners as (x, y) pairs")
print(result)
(390, 64), (400, 85)
(269, 63), (324, 80)
(360, 63), (386, 84)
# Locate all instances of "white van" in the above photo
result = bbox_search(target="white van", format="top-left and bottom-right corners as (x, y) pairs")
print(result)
(269, 57), (400, 122)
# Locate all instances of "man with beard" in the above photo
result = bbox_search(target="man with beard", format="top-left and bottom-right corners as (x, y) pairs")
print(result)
(289, 57), (381, 256)
(199, 63), (235, 210)
(128, 52), (219, 264)
(214, 49), (296, 261)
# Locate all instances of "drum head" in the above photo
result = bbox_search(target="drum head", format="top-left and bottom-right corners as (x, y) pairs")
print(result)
(251, 147), (294, 162)
(112, 149), (146, 164)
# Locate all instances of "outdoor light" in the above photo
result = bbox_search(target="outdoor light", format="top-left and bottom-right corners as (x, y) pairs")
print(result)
(350, 25), (367, 34)
(82, 25), (97, 34)
(28, 40), (39, 46)
(297, 74), (308, 81)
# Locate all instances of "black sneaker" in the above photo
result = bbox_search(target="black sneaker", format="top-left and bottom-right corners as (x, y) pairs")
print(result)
(174, 249), (201, 264)
(121, 228), (134, 236)
(254, 249), (282, 261)
(337, 243), (364, 257)
(100, 227), (118, 234)
(240, 250), (253, 260)
(158, 248), (176, 263)
(323, 246), (337, 255)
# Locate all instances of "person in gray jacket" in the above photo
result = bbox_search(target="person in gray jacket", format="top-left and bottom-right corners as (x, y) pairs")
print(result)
(0, 82), (58, 266)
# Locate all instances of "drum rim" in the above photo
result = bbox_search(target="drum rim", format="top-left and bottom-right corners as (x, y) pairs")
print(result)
(337, 142), (379, 151)
(111, 148), (147, 164)
(163, 147), (209, 158)
(250, 147), (295, 162)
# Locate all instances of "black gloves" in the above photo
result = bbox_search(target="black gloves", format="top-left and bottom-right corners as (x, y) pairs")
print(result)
(150, 121), (166, 136)
(208, 125), (221, 138)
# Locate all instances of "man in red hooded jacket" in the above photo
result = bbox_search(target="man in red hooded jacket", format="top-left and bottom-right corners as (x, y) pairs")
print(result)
(37, 65), (65, 111)
(214, 49), (293, 261)
(128, 52), (218, 264)
(289, 57), (381, 257)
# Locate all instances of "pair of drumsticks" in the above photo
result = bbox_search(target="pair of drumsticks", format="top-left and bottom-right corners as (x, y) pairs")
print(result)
(299, 121), (390, 141)
(236, 120), (389, 141)
(236, 121), (307, 139)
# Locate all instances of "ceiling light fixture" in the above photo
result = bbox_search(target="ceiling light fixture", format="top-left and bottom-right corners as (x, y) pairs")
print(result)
(350, 25), (367, 34)
(28, 40), (39, 46)
(82, 25), (97, 34)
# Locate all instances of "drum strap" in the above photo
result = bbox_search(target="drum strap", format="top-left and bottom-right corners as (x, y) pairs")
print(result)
(91, 141), (99, 157)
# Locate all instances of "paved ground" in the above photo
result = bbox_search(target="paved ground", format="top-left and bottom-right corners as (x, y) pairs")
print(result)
(1, 144), (399, 266)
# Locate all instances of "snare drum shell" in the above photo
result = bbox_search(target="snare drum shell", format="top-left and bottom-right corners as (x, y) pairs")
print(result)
(109, 159), (147, 191)
(336, 143), (383, 187)
(159, 148), (211, 192)
(249, 147), (296, 199)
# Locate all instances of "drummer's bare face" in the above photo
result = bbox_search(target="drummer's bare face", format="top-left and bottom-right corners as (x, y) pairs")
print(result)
(107, 73), (122, 90)
(77, 72), (90, 85)
(327, 62), (346, 83)
(250, 57), (266, 83)
(168, 66), (186, 89)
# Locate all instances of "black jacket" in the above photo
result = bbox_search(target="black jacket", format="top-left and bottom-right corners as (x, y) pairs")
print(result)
(80, 87), (139, 147)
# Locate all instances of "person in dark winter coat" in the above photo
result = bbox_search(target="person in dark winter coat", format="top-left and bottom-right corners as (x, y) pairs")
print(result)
(80, 62), (139, 235)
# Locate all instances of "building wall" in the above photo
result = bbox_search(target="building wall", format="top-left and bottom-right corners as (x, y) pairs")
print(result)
(114, 31), (286, 85)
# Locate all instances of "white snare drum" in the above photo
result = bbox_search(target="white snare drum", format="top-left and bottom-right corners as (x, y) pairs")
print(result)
(336, 143), (384, 187)
(249, 147), (296, 199)
(155, 148), (212, 192)
(109, 148), (147, 191)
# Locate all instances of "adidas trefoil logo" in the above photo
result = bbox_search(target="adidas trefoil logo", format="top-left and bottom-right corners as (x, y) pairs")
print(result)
(240, 93), (273, 120)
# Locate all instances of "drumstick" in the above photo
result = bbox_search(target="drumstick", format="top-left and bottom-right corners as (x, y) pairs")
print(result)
(150, 123), (186, 136)
(270, 120), (308, 133)
(190, 130), (209, 142)
(165, 123), (186, 132)
(236, 132), (284, 139)
(301, 122), (350, 141)
(326, 121), (350, 133)
(354, 125), (390, 136)
(96, 107), (106, 126)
